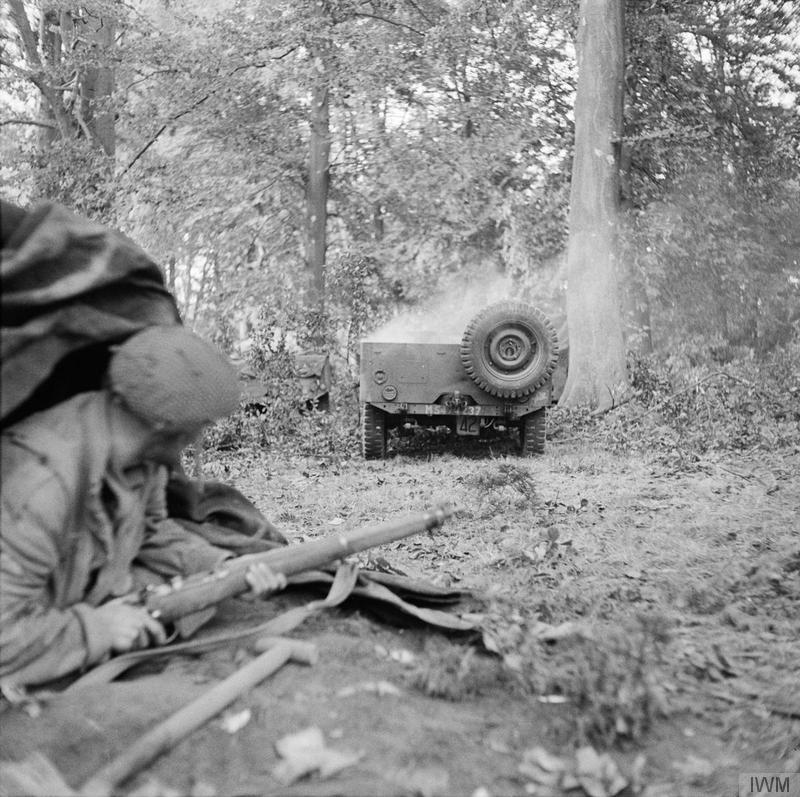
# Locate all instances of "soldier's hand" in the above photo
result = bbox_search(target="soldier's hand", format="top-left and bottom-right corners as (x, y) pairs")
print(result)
(244, 562), (288, 599)
(95, 599), (168, 652)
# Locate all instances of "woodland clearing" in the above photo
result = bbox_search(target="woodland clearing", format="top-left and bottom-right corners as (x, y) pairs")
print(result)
(2, 431), (798, 797)
(2, 2), (798, 791)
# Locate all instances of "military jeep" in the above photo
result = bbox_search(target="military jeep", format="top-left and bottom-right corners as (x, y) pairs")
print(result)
(359, 301), (560, 458)
(240, 351), (333, 411)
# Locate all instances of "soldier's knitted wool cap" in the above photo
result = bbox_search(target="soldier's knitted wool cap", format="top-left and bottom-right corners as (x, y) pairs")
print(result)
(108, 326), (240, 431)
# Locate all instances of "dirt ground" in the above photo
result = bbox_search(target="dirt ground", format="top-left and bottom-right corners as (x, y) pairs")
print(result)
(1, 438), (798, 797)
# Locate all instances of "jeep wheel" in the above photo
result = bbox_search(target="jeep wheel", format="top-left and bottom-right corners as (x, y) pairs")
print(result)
(362, 403), (388, 459)
(460, 301), (559, 398)
(520, 408), (546, 456)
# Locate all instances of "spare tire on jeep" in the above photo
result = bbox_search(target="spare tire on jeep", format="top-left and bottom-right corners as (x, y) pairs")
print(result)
(460, 301), (559, 398)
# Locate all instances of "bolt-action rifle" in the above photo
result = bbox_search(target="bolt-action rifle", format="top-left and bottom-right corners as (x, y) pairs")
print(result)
(140, 505), (455, 624)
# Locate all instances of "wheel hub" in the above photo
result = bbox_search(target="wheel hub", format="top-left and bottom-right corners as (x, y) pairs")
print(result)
(489, 328), (535, 371)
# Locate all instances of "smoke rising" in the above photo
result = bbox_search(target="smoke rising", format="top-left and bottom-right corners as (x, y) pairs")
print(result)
(366, 272), (518, 343)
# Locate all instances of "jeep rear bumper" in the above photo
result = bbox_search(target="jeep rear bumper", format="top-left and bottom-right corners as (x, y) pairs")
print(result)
(364, 393), (549, 420)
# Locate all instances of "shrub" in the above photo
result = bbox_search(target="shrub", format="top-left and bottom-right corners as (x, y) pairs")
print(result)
(204, 378), (360, 463)
(549, 342), (800, 461)
(517, 614), (672, 746)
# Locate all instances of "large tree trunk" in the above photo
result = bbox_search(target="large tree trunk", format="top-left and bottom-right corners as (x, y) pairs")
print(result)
(559, 0), (629, 410)
(306, 76), (330, 310)
(79, 12), (116, 158)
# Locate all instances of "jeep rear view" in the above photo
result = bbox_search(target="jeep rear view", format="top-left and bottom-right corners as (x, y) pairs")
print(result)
(359, 301), (560, 458)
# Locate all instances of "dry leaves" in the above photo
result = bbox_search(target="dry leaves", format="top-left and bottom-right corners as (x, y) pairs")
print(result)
(518, 745), (629, 797)
(336, 680), (403, 698)
(385, 764), (450, 797)
(671, 753), (714, 784)
(272, 726), (363, 785)
(219, 708), (251, 734)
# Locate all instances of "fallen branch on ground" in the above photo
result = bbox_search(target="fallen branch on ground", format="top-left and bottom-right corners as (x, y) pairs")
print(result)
(632, 371), (759, 421)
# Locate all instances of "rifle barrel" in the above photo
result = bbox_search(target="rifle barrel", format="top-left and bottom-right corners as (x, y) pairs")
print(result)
(146, 505), (453, 623)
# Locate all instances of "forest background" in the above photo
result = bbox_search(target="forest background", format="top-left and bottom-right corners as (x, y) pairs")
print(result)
(1, 0), (799, 457)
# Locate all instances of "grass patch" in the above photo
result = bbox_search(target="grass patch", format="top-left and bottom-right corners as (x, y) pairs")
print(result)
(405, 640), (514, 701)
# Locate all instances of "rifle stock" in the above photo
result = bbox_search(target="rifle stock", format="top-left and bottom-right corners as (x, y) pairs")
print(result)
(144, 505), (454, 623)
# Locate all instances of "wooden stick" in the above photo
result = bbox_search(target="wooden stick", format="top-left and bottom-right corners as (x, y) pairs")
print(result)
(79, 638), (317, 797)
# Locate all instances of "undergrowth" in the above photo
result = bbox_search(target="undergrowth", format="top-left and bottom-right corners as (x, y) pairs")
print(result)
(547, 342), (800, 464)
(477, 604), (674, 746)
(541, 614), (673, 746)
(405, 640), (513, 701)
(203, 371), (360, 462)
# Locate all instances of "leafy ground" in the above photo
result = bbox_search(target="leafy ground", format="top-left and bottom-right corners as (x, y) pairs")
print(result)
(2, 430), (798, 797)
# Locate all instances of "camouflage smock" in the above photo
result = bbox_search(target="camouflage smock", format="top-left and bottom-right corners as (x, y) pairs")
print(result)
(0, 392), (229, 687)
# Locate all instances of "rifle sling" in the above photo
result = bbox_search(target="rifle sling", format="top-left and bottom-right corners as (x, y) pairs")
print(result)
(67, 562), (360, 690)
(67, 562), (478, 691)
(290, 569), (466, 606)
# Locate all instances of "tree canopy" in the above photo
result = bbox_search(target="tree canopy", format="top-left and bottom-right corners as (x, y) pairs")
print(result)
(2, 0), (798, 390)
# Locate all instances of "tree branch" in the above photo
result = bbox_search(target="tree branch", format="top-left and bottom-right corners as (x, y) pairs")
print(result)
(351, 11), (425, 37)
(0, 56), (36, 79)
(271, 46), (299, 61)
(403, 0), (437, 27)
(123, 68), (180, 92)
(120, 49), (291, 175)
(6, 0), (74, 139)
(0, 118), (57, 129)
(121, 93), (211, 175)
(630, 372), (761, 421)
